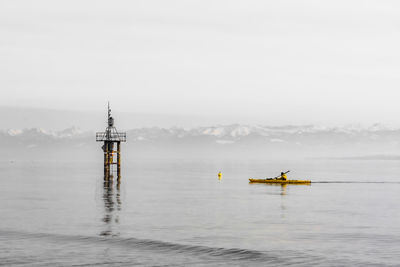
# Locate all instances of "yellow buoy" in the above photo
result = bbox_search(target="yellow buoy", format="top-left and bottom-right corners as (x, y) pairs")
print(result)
(218, 172), (222, 180)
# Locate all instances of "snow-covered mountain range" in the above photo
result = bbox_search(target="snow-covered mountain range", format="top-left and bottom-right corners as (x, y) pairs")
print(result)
(2, 123), (400, 160)
(1, 123), (397, 141)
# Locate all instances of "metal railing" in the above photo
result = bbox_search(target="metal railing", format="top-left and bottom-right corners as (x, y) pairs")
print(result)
(96, 132), (126, 142)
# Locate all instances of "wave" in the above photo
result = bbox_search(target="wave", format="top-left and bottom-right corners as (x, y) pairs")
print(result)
(0, 229), (323, 265)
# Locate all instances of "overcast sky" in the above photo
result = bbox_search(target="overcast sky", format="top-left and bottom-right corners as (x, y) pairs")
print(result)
(1, 0), (400, 126)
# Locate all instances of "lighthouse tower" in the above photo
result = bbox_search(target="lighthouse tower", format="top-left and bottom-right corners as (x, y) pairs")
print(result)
(96, 103), (126, 183)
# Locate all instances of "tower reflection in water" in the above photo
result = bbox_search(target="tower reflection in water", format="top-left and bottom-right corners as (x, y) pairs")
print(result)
(100, 179), (121, 237)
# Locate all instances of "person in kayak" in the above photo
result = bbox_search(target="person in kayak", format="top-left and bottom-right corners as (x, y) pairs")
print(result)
(279, 171), (288, 180)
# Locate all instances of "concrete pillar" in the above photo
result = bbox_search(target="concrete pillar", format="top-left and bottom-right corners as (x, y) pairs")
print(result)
(117, 141), (121, 184)
(104, 142), (109, 181)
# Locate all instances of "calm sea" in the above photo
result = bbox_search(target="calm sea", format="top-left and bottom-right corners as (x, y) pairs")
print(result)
(1, 159), (399, 266)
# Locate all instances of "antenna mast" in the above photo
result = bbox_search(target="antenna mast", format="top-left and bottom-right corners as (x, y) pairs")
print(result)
(108, 102), (111, 121)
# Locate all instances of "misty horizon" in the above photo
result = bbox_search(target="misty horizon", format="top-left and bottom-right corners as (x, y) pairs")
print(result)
(1, 105), (400, 131)
(3, 122), (400, 162)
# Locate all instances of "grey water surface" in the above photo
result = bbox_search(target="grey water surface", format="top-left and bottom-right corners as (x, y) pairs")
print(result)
(1, 159), (399, 266)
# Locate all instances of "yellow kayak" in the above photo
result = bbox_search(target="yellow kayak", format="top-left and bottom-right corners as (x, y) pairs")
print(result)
(249, 178), (311, 184)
